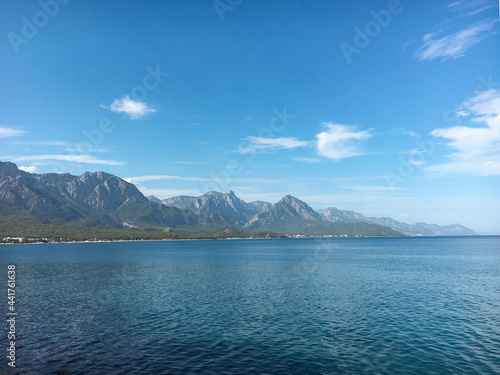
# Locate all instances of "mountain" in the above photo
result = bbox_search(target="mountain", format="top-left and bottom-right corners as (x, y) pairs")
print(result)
(317, 207), (367, 223)
(318, 207), (477, 236)
(159, 192), (272, 216)
(0, 162), (231, 230)
(245, 195), (323, 229)
(0, 161), (148, 221)
(0, 161), (476, 237)
(247, 200), (272, 212)
(161, 195), (198, 209)
(187, 190), (258, 225)
(147, 195), (162, 204)
(110, 201), (231, 230)
(243, 195), (402, 236)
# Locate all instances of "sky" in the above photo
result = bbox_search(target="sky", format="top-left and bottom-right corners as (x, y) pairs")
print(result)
(1, 0), (499, 233)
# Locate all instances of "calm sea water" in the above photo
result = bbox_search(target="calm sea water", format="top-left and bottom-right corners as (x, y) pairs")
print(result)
(1, 236), (499, 374)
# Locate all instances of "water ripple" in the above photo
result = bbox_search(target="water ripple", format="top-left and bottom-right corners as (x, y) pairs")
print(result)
(0, 237), (499, 374)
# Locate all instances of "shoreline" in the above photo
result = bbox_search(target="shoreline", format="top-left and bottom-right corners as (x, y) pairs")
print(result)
(1, 234), (494, 246)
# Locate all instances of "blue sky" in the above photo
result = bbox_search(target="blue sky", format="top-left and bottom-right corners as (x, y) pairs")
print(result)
(1, 0), (499, 233)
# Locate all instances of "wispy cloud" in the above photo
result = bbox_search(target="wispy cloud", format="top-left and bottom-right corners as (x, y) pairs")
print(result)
(238, 136), (311, 154)
(125, 175), (282, 184)
(398, 148), (428, 155)
(448, 0), (497, 16)
(390, 128), (419, 138)
(415, 18), (496, 61)
(174, 161), (211, 165)
(3, 154), (125, 166)
(292, 157), (321, 163)
(100, 95), (155, 119)
(0, 127), (26, 138)
(12, 140), (110, 153)
(350, 186), (402, 192)
(427, 89), (500, 176)
(466, 5), (497, 16)
(316, 123), (372, 160)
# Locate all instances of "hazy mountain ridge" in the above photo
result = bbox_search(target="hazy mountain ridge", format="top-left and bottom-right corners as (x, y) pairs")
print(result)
(0, 162), (476, 237)
(187, 190), (258, 225)
(318, 207), (477, 236)
(0, 162), (230, 231)
(155, 192), (270, 216)
(0, 162), (148, 219)
(160, 195), (198, 209)
(244, 195), (324, 230)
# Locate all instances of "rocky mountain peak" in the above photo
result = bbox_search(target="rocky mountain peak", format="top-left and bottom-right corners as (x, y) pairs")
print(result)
(244, 194), (323, 230)
(147, 195), (162, 204)
(0, 161), (22, 175)
(78, 171), (115, 182)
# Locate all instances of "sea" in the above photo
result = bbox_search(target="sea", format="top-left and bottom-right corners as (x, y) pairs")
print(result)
(0, 236), (499, 374)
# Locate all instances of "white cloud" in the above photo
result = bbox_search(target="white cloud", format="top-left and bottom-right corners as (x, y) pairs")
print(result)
(427, 89), (500, 176)
(13, 140), (109, 153)
(19, 165), (37, 173)
(316, 123), (372, 160)
(409, 160), (426, 167)
(390, 128), (419, 138)
(4, 154), (124, 166)
(174, 161), (211, 165)
(448, 0), (496, 16)
(415, 19), (496, 61)
(239, 136), (311, 154)
(0, 127), (26, 138)
(398, 148), (427, 155)
(351, 186), (402, 192)
(466, 5), (497, 16)
(292, 157), (321, 163)
(100, 95), (155, 119)
(125, 175), (282, 184)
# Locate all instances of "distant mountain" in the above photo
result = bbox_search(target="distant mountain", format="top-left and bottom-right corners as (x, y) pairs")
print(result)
(0, 161), (476, 237)
(187, 191), (258, 225)
(159, 192), (272, 216)
(244, 195), (402, 236)
(111, 201), (231, 230)
(318, 207), (477, 236)
(245, 195), (323, 230)
(247, 200), (272, 212)
(161, 195), (198, 209)
(317, 207), (366, 223)
(147, 195), (162, 204)
(0, 161), (147, 221)
(0, 162), (231, 230)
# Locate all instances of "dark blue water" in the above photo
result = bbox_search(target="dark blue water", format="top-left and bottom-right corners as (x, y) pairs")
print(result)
(1, 236), (499, 374)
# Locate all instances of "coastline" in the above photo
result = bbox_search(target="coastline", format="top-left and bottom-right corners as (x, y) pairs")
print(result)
(2, 234), (494, 246)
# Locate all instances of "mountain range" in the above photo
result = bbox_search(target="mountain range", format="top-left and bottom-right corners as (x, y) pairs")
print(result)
(316, 208), (476, 236)
(150, 190), (476, 236)
(0, 161), (476, 238)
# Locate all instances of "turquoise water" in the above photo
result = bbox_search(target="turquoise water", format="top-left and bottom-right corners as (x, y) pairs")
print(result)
(1, 236), (499, 374)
